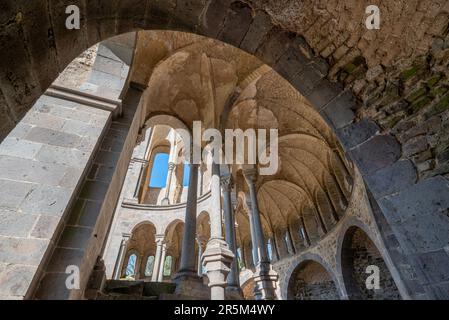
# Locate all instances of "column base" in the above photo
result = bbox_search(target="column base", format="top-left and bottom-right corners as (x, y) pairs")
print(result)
(172, 270), (210, 299)
(202, 238), (235, 300)
(253, 262), (279, 300)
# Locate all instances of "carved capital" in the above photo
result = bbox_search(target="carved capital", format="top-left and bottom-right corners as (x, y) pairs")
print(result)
(242, 168), (258, 185)
(220, 175), (233, 192)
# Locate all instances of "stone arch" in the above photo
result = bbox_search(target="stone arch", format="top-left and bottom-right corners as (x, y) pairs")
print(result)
(163, 219), (185, 278)
(122, 221), (157, 280)
(286, 256), (341, 300)
(2, 1), (448, 301)
(338, 224), (403, 300)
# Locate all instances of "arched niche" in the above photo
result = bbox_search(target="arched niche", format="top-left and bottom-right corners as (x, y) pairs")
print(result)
(287, 260), (340, 300)
(340, 226), (401, 300)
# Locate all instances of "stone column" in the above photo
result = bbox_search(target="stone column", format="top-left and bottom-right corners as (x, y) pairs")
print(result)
(174, 158), (206, 297)
(221, 174), (242, 299)
(202, 162), (234, 300)
(197, 238), (205, 276)
(151, 235), (165, 282)
(158, 242), (168, 282)
(113, 233), (131, 280)
(177, 162), (199, 275)
(162, 162), (176, 205)
(247, 208), (259, 267)
(243, 168), (278, 300)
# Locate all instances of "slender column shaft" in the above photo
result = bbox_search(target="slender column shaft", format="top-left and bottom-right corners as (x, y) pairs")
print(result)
(246, 174), (269, 263)
(210, 163), (223, 240)
(247, 210), (259, 266)
(178, 163), (199, 273)
(113, 234), (130, 280)
(158, 243), (167, 282)
(152, 236), (164, 282)
(243, 169), (278, 300)
(222, 176), (240, 288)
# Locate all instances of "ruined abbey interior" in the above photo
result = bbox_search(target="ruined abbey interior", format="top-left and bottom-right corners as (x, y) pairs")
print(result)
(0, 0), (448, 301)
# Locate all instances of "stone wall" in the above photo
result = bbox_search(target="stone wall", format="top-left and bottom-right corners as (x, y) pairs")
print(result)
(343, 229), (401, 300)
(273, 169), (405, 300)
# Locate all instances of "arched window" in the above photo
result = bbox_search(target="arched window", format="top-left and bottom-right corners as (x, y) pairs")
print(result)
(267, 239), (273, 262)
(144, 255), (155, 277)
(183, 163), (190, 186)
(163, 256), (173, 277)
(284, 231), (294, 255)
(125, 253), (137, 278)
(149, 153), (169, 188)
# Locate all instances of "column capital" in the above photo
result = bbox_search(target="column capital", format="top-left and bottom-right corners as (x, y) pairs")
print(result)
(155, 234), (165, 244)
(220, 175), (233, 192)
(122, 233), (131, 240)
(168, 162), (176, 171)
(242, 168), (258, 184)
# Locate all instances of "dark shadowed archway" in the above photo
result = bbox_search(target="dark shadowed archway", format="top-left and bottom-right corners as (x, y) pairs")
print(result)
(341, 226), (401, 300)
(287, 260), (340, 300)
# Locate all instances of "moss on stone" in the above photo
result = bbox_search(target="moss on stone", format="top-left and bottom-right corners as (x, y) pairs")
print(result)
(400, 66), (418, 81)
(427, 75), (442, 88)
(431, 85), (448, 97)
(410, 96), (432, 114)
(425, 93), (449, 118)
(406, 87), (427, 103)
(344, 63), (357, 74)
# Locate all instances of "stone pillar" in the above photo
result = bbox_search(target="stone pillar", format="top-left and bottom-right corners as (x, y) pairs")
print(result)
(162, 132), (177, 205)
(247, 208), (259, 267)
(221, 174), (242, 299)
(202, 162), (234, 300)
(174, 158), (206, 297)
(162, 162), (176, 205)
(152, 235), (165, 282)
(243, 168), (278, 300)
(113, 233), (131, 280)
(197, 238), (205, 276)
(158, 242), (168, 282)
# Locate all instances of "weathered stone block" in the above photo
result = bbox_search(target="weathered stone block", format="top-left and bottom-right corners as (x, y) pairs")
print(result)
(200, 0), (231, 38)
(305, 79), (343, 111)
(365, 160), (417, 199)
(410, 250), (449, 284)
(0, 179), (35, 210)
(0, 210), (38, 238)
(218, 1), (253, 48)
(240, 10), (273, 54)
(20, 185), (72, 217)
(0, 237), (49, 266)
(403, 136), (428, 157)
(47, 247), (85, 273)
(80, 181), (109, 201)
(321, 92), (356, 130)
(35, 144), (89, 169)
(0, 155), (68, 185)
(0, 264), (38, 297)
(58, 226), (93, 250)
(25, 127), (81, 148)
(378, 176), (449, 224)
(31, 215), (61, 240)
(336, 120), (379, 149)
(350, 135), (401, 175)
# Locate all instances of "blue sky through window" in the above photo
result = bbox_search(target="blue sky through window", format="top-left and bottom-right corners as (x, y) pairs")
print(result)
(150, 153), (191, 188)
(149, 153), (169, 188)
(183, 164), (190, 187)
